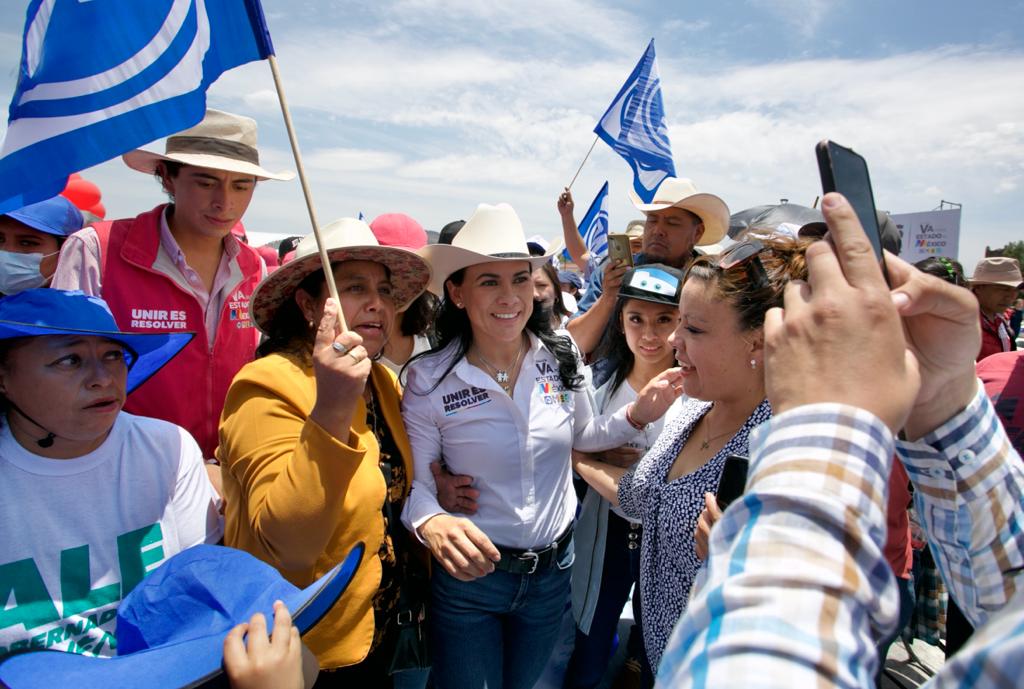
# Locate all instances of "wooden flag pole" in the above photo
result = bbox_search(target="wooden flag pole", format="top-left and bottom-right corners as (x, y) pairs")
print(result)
(266, 54), (346, 331)
(566, 135), (599, 191)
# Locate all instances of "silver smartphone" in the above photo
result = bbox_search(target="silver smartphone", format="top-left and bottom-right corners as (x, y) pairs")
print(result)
(607, 233), (634, 266)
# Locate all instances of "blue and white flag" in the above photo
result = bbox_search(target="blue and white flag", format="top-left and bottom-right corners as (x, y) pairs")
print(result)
(0, 0), (275, 214)
(594, 40), (676, 203)
(578, 181), (610, 260)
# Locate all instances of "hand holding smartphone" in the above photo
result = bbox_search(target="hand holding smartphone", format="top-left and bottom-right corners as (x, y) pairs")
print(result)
(606, 233), (634, 267)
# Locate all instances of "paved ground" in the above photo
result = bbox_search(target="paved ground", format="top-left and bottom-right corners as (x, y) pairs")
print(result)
(881, 638), (945, 688)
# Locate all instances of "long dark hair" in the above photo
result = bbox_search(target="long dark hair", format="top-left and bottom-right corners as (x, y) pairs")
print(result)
(591, 297), (635, 398)
(405, 266), (583, 393)
(537, 262), (570, 322)
(256, 269), (327, 360)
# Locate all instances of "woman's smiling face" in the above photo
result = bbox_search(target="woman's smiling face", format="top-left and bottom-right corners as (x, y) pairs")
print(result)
(448, 261), (535, 348)
(668, 278), (761, 402)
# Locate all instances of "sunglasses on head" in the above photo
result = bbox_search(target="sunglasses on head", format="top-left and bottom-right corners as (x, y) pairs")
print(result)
(718, 238), (770, 290)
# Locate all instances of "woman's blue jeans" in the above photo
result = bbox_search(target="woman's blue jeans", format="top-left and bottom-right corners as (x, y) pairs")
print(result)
(428, 541), (574, 689)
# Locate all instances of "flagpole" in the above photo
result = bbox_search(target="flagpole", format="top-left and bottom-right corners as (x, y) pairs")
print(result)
(566, 135), (599, 191)
(266, 54), (347, 331)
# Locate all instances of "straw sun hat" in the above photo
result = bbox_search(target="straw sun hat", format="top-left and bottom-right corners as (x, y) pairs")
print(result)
(122, 109), (295, 181)
(250, 218), (432, 334)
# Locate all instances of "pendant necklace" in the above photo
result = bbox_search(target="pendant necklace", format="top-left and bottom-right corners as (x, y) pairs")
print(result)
(700, 409), (737, 450)
(476, 335), (526, 394)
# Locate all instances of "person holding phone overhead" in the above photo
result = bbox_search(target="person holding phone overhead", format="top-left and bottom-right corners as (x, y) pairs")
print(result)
(564, 179), (729, 362)
(401, 203), (682, 689)
(573, 235), (811, 674)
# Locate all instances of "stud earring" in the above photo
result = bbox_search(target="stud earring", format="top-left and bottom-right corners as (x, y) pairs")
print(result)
(750, 359), (757, 370)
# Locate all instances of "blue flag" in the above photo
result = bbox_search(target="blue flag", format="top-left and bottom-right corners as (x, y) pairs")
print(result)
(577, 181), (610, 260)
(594, 39), (676, 203)
(0, 0), (275, 214)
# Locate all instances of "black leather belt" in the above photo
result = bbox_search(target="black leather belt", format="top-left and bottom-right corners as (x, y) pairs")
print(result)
(494, 526), (573, 575)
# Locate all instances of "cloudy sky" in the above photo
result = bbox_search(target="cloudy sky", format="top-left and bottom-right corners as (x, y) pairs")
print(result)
(1, 0), (1022, 268)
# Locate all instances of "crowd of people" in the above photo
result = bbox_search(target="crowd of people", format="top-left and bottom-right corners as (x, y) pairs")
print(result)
(0, 107), (1021, 689)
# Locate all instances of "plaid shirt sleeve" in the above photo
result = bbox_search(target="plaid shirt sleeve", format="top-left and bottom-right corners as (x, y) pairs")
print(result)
(896, 382), (1024, 628)
(655, 403), (899, 688)
(656, 391), (1024, 689)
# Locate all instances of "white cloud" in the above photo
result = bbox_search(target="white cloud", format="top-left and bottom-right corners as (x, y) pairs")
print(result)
(747, 0), (834, 38)
(304, 147), (404, 173)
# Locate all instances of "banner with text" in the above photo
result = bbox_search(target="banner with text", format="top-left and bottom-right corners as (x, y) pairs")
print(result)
(893, 208), (961, 264)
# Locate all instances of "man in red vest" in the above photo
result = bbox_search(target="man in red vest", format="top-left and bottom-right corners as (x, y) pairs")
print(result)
(970, 257), (1023, 361)
(52, 109), (294, 459)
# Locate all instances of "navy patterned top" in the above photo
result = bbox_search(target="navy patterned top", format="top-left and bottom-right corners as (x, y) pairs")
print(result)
(617, 397), (772, 670)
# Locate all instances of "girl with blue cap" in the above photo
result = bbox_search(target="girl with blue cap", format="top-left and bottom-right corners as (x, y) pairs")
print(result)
(0, 289), (221, 663)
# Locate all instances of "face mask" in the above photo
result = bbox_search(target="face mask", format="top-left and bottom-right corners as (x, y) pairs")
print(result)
(0, 250), (51, 294)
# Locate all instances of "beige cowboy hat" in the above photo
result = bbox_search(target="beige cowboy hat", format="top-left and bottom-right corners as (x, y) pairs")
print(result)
(418, 203), (555, 296)
(969, 257), (1024, 288)
(628, 177), (730, 246)
(123, 109), (295, 181)
(250, 218), (432, 334)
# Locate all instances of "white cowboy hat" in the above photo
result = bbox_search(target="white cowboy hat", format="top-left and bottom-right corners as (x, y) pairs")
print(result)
(250, 218), (432, 334)
(123, 109), (295, 181)
(418, 203), (555, 295)
(628, 177), (730, 246)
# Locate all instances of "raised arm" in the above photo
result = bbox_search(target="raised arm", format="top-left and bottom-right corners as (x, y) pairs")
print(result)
(558, 188), (590, 269)
(566, 259), (629, 356)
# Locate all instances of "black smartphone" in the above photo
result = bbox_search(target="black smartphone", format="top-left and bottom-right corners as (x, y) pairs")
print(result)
(815, 140), (888, 279)
(715, 455), (750, 510)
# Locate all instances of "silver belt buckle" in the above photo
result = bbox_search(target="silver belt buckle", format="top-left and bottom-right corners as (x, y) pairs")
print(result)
(517, 550), (539, 574)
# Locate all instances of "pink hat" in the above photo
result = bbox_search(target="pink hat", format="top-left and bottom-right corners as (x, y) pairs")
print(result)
(370, 213), (427, 250)
(255, 244), (280, 270)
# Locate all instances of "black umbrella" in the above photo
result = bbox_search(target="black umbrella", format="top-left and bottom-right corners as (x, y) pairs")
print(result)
(728, 203), (824, 240)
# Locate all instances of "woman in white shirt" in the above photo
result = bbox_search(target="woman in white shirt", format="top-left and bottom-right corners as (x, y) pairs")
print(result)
(400, 204), (681, 689)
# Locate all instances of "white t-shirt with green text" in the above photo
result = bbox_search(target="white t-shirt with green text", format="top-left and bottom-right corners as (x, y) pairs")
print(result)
(0, 412), (222, 659)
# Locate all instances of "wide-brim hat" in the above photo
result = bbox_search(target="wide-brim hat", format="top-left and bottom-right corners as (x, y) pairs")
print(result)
(251, 218), (432, 334)
(0, 289), (191, 394)
(0, 543), (364, 689)
(628, 177), (730, 246)
(970, 257), (1024, 288)
(3, 196), (83, 237)
(419, 203), (556, 296)
(123, 109), (294, 181)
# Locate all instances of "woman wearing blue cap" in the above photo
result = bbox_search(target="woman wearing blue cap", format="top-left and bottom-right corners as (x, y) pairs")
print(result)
(0, 196), (84, 294)
(0, 289), (221, 662)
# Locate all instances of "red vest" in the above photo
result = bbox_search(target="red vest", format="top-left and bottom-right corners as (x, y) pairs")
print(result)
(96, 205), (262, 457)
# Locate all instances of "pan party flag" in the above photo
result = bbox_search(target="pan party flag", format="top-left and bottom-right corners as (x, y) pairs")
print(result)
(0, 0), (275, 215)
(594, 39), (676, 204)
(578, 181), (610, 260)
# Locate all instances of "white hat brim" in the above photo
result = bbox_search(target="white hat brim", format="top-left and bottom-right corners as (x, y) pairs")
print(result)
(122, 149), (295, 181)
(419, 244), (556, 297)
(628, 189), (730, 246)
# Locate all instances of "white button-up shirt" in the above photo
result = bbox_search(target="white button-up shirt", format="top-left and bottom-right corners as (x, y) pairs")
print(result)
(401, 333), (641, 550)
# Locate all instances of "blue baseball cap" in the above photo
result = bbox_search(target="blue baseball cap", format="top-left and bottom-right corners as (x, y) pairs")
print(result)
(3, 196), (84, 238)
(557, 270), (583, 290)
(0, 543), (364, 689)
(0, 289), (193, 393)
